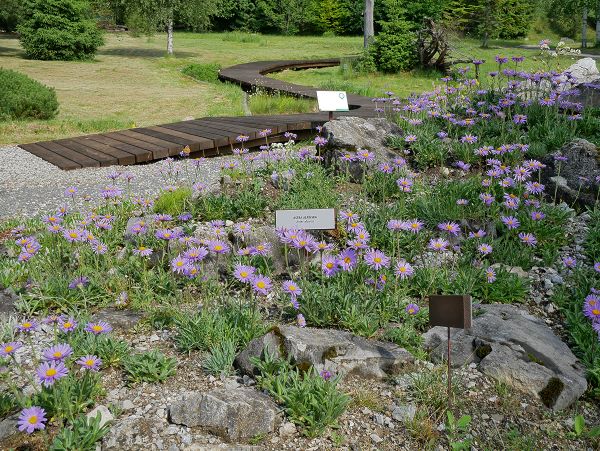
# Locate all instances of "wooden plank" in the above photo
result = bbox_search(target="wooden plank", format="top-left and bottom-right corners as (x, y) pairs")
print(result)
(186, 119), (263, 138)
(162, 122), (230, 147)
(150, 126), (214, 149)
(58, 138), (135, 166)
(203, 116), (289, 134)
(83, 135), (154, 163)
(53, 139), (118, 167)
(132, 127), (196, 147)
(20, 143), (81, 170)
(115, 130), (178, 158)
(35, 141), (101, 167)
(101, 132), (169, 160)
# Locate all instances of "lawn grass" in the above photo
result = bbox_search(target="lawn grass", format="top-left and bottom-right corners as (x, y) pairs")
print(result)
(0, 29), (586, 145)
(0, 32), (361, 145)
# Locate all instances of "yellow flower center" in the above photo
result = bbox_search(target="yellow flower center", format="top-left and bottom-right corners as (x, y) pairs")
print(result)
(326, 263), (333, 269)
(240, 272), (248, 278)
(374, 257), (381, 263)
(344, 257), (351, 264)
(63, 322), (72, 329)
(28, 416), (38, 425)
(92, 325), (103, 332)
(69, 233), (77, 238)
(593, 309), (600, 315)
(164, 233), (171, 238)
(399, 267), (406, 273)
(408, 308), (415, 314)
(46, 368), (57, 377)
(4, 346), (13, 353)
(176, 261), (184, 267)
(86, 359), (94, 366)
(53, 352), (62, 358)
(289, 286), (297, 291)
(214, 245), (223, 251)
(23, 323), (31, 328)
(257, 281), (265, 289)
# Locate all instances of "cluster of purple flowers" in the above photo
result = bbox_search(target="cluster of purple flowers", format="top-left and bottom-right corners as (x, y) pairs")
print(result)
(15, 235), (41, 263)
(583, 289), (600, 341)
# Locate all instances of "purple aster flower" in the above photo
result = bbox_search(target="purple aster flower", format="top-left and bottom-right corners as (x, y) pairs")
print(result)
(42, 343), (73, 362)
(17, 320), (38, 333)
(456, 199), (469, 206)
(479, 193), (495, 205)
(460, 134), (478, 144)
(501, 216), (520, 230)
(397, 177), (413, 193)
(531, 211), (545, 221)
(355, 149), (375, 162)
(85, 321), (112, 335)
(234, 264), (256, 284)
(37, 361), (68, 387)
(438, 222), (461, 236)
(63, 229), (84, 243)
(428, 238), (449, 252)
(405, 303), (420, 315)
(76, 355), (102, 372)
(178, 212), (192, 222)
(209, 240), (231, 255)
(250, 242), (272, 256)
(364, 249), (390, 270)
(64, 186), (78, 197)
(155, 228), (179, 241)
(322, 255), (339, 277)
(133, 246), (153, 257)
(68, 276), (89, 290)
(338, 248), (357, 271)
(485, 267), (496, 283)
(404, 134), (417, 143)
(58, 317), (77, 333)
(320, 369), (332, 381)
(183, 247), (208, 263)
(404, 219), (424, 233)
(0, 341), (22, 357)
(562, 256), (577, 269)
(478, 243), (493, 255)
(315, 241), (333, 252)
(513, 114), (527, 124)
(18, 406), (47, 434)
(251, 275), (272, 296)
(518, 233), (537, 247)
(525, 181), (545, 195)
(584, 303), (600, 322)
(296, 313), (306, 328)
(234, 222), (251, 236)
(171, 255), (189, 274)
(594, 262), (600, 273)
(379, 162), (394, 174)
(282, 280), (302, 298)
(395, 260), (414, 280)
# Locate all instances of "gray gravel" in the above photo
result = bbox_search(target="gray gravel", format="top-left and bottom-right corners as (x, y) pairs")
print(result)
(0, 145), (226, 220)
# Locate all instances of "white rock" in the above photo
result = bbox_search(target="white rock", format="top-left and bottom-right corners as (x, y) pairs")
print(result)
(87, 405), (114, 429)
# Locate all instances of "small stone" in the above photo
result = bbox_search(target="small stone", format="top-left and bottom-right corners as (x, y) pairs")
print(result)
(467, 381), (476, 388)
(543, 279), (553, 290)
(279, 422), (296, 437)
(370, 433), (383, 444)
(391, 403), (416, 423)
(550, 275), (564, 284)
(481, 414), (490, 420)
(225, 220), (234, 227)
(121, 400), (135, 411)
(87, 405), (114, 429)
(373, 413), (386, 426)
(149, 334), (160, 342)
(491, 414), (504, 423)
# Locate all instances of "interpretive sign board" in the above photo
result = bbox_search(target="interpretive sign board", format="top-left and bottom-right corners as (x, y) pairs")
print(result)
(316, 91), (349, 112)
(275, 208), (336, 230)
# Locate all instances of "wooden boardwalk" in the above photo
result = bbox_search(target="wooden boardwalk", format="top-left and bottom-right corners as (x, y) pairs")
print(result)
(19, 58), (376, 170)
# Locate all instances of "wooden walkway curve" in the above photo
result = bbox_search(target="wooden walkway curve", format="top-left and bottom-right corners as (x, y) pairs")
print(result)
(19, 58), (377, 170)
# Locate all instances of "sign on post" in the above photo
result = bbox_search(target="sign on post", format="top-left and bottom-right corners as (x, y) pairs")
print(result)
(317, 91), (349, 121)
(275, 208), (336, 231)
(428, 294), (473, 407)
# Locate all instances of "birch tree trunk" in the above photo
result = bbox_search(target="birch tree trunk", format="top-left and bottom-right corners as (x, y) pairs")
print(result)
(364, 0), (374, 48)
(582, 6), (588, 49)
(167, 16), (174, 55)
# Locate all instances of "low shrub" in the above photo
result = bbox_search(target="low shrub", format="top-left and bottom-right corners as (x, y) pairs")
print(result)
(0, 69), (59, 121)
(182, 63), (222, 83)
(50, 412), (111, 451)
(18, 0), (104, 61)
(154, 187), (192, 217)
(370, 20), (419, 73)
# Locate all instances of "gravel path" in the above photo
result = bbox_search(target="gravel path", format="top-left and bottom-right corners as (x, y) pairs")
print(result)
(0, 145), (225, 220)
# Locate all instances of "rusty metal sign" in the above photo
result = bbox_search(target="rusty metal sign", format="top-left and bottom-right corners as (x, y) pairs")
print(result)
(429, 295), (472, 329)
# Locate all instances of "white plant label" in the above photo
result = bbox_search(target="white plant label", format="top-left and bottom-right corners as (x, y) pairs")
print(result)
(275, 208), (336, 230)
(316, 91), (349, 112)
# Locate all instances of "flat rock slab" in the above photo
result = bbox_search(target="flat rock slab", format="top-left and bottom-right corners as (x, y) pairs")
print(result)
(423, 304), (587, 410)
(93, 308), (145, 333)
(0, 288), (17, 321)
(169, 388), (281, 443)
(236, 325), (414, 380)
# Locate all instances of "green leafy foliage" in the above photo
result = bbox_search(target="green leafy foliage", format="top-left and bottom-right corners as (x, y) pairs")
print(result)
(370, 20), (418, 73)
(122, 350), (177, 384)
(196, 180), (267, 221)
(50, 411), (111, 451)
(154, 187), (192, 216)
(18, 0), (104, 61)
(202, 339), (237, 376)
(0, 69), (59, 121)
(275, 161), (339, 210)
(182, 63), (222, 83)
(253, 354), (350, 437)
(31, 372), (103, 423)
(66, 332), (131, 368)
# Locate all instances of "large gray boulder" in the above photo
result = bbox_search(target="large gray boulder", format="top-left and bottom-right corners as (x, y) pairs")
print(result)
(565, 57), (599, 84)
(423, 304), (587, 410)
(541, 139), (600, 207)
(322, 117), (403, 182)
(168, 388), (281, 442)
(235, 325), (413, 380)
